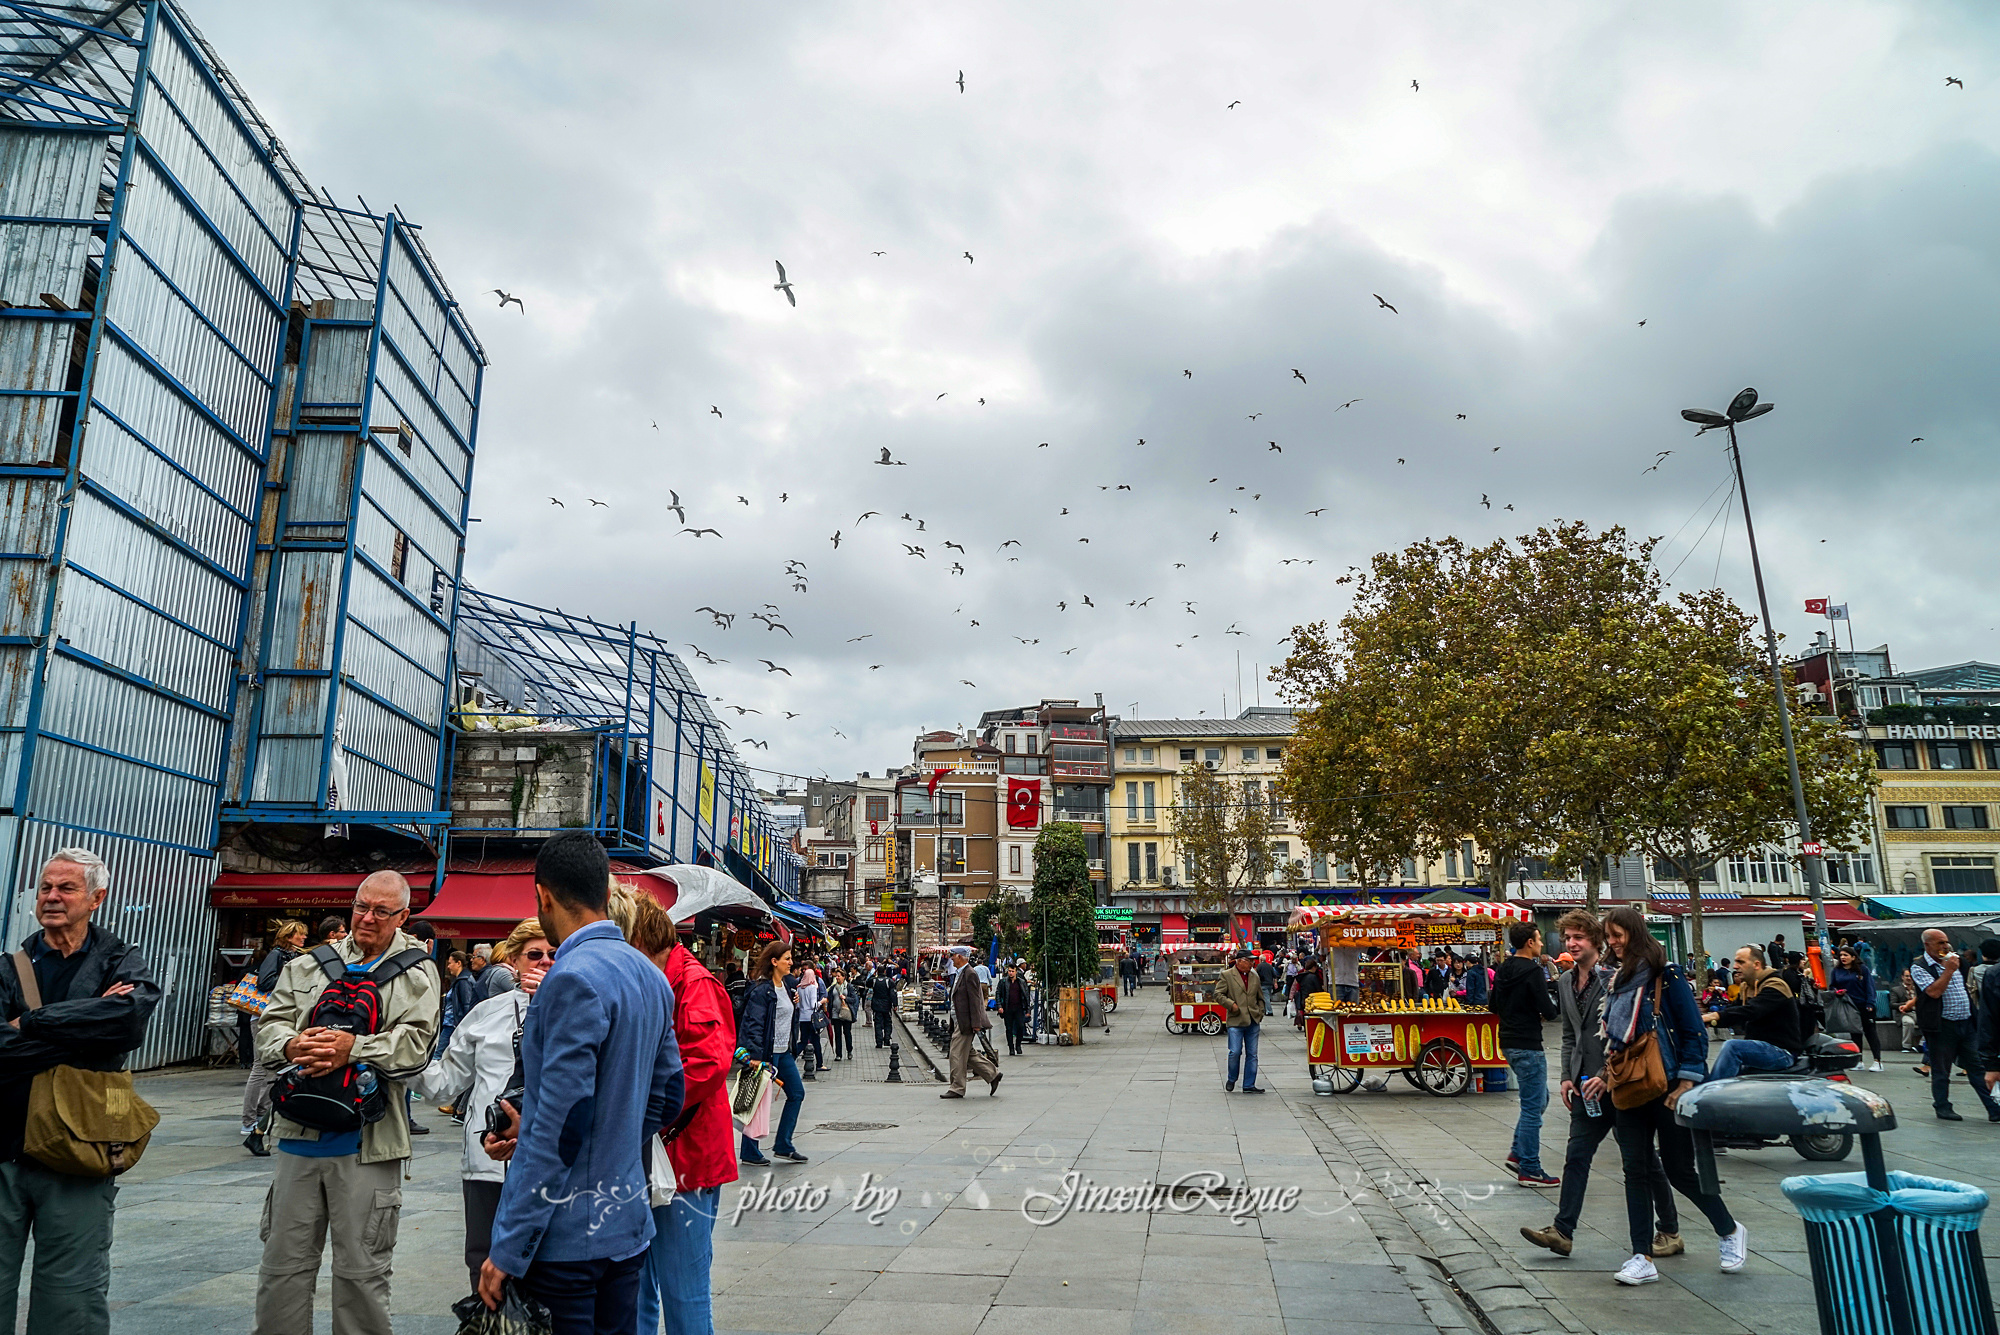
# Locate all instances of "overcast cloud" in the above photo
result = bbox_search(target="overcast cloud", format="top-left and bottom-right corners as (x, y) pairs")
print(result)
(194, 1), (2000, 781)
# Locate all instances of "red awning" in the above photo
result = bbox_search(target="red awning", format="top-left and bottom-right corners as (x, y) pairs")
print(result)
(210, 871), (434, 912)
(417, 859), (650, 938)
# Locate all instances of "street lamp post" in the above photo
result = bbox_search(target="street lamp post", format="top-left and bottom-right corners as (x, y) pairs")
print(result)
(1680, 389), (1832, 966)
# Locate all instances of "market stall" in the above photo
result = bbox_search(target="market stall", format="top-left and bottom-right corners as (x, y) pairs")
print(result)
(1287, 901), (1530, 1096)
(1159, 943), (1230, 1034)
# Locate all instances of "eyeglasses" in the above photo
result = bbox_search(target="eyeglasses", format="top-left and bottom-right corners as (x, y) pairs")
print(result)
(519, 949), (556, 962)
(350, 903), (408, 921)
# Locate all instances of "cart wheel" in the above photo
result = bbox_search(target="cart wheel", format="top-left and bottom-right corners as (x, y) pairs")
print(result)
(1104, 997), (1117, 1014)
(1414, 1040), (1472, 1097)
(1314, 1065), (1362, 1094)
(1163, 1012), (1184, 1034)
(1399, 1068), (1422, 1089)
(1197, 1013), (1225, 1036)
(1789, 1131), (1853, 1162)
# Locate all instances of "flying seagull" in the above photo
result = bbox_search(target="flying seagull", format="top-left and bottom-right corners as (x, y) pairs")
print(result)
(736, 495), (750, 505)
(829, 530), (841, 548)
(548, 497), (563, 507)
(666, 490), (685, 523)
(872, 250), (886, 256)
(857, 511), (878, 522)
(1946, 76), (1964, 89)
(1305, 508), (1326, 516)
(490, 289), (523, 311)
(773, 261), (796, 307)
(959, 680), (977, 688)
(680, 527), (722, 538)
(846, 634), (872, 643)
(1912, 437), (1924, 443)
(875, 448), (905, 466)
(962, 251), (974, 264)
(1291, 369), (1307, 384)
(710, 405), (722, 418)
(956, 70), (965, 93)
(1247, 413), (1262, 419)
(943, 541), (965, 552)
(1411, 79), (1419, 92)
(1183, 369), (1192, 378)
(1268, 442), (1281, 452)
(759, 660), (791, 675)
(1227, 100), (1240, 108)
(1336, 398), (1362, 410)
(1456, 413), (1467, 419)
(1479, 495), (1490, 509)
(1373, 294), (1398, 313)
(1637, 320), (1647, 328)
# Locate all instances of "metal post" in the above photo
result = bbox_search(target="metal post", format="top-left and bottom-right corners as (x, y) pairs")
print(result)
(1725, 420), (1831, 966)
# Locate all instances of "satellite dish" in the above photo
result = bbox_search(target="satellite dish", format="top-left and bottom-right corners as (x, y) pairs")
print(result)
(1727, 388), (1760, 421)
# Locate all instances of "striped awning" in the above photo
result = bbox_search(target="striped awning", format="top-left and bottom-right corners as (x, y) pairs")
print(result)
(1288, 901), (1531, 928)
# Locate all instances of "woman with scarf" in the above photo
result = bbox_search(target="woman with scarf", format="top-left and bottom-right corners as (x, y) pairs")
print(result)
(1600, 907), (1746, 1288)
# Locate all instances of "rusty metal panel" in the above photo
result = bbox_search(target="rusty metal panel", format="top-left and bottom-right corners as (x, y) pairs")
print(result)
(88, 338), (261, 517)
(0, 126), (104, 307)
(265, 549), (338, 672)
(301, 323), (370, 410)
(0, 319), (78, 466)
(62, 488), (238, 643)
(56, 570), (235, 711)
(139, 23), (293, 298)
(252, 737), (323, 805)
(284, 432), (354, 526)
(6, 816), (220, 1070)
(38, 653), (225, 781)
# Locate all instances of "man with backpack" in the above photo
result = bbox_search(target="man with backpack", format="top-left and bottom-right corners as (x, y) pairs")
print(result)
(252, 870), (439, 1335)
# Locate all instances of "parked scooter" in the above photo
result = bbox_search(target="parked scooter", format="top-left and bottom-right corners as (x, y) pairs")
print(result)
(1704, 1030), (1865, 1161)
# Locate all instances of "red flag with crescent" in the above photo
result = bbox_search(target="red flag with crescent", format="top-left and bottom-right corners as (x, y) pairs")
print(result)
(1007, 778), (1041, 829)
(1803, 598), (1828, 615)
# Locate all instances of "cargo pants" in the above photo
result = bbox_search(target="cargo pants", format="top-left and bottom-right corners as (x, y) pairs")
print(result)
(253, 1151), (403, 1335)
(0, 1158), (117, 1335)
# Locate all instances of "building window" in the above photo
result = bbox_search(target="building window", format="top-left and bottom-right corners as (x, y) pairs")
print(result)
(1006, 733), (1017, 754)
(1128, 842), (1141, 883)
(816, 853), (830, 866)
(1445, 851), (1459, 879)
(1874, 741), (1918, 770)
(1144, 842), (1158, 882)
(1204, 748), (1222, 763)
(1142, 781), (1156, 821)
(1336, 861), (1352, 882)
(1885, 805), (1930, 829)
(1726, 848), (1791, 884)
(1824, 851), (1875, 885)
(1272, 841), (1290, 875)
(390, 529), (409, 582)
(1932, 855), (1998, 894)
(1122, 747), (1136, 763)
(1944, 805), (1991, 830)
(1009, 844), (1022, 875)
(1126, 782), (1139, 820)
(1311, 851), (1327, 882)
(1988, 741), (2000, 771)
(1141, 747), (1155, 763)
(864, 838), (885, 862)
(1026, 735), (1039, 755)
(1242, 747), (1258, 764)
(1931, 741), (1976, 771)
(939, 838), (966, 875)
(1461, 840), (1476, 873)
(834, 853), (849, 867)
(1180, 748), (1196, 762)
(1002, 756), (1047, 775)
(937, 792), (965, 825)
(1400, 858), (1417, 881)
(865, 796), (888, 822)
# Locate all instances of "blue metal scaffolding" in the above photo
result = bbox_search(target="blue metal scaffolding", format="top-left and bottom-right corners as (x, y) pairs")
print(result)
(453, 587), (800, 901)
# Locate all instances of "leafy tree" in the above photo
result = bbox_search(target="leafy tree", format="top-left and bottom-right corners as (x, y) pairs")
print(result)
(1029, 822), (1099, 991)
(970, 888), (1029, 961)
(1169, 761), (1276, 926)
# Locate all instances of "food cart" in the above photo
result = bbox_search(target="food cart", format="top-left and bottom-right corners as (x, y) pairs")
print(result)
(1159, 943), (1230, 1034)
(1288, 902), (1529, 1096)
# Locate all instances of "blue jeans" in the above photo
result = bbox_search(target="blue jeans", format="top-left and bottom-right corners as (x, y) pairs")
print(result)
(1334, 985), (1359, 1003)
(1227, 1023), (1260, 1088)
(1709, 1038), (1795, 1081)
(637, 1188), (719, 1335)
(739, 1052), (805, 1159)
(1504, 1048), (1549, 1175)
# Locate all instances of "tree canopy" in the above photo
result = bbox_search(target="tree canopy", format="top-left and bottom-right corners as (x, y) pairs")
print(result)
(1029, 822), (1099, 991)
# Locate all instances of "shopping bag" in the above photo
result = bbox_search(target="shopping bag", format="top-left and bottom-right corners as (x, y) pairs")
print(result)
(1821, 994), (1864, 1036)
(225, 972), (272, 1016)
(451, 1279), (553, 1335)
(744, 1081), (773, 1140)
(727, 1060), (773, 1119)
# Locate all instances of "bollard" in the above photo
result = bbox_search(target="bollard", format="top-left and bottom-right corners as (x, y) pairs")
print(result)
(886, 1042), (903, 1083)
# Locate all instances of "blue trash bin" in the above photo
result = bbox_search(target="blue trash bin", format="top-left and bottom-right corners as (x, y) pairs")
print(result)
(1781, 1171), (1996, 1335)
(1481, 1068), (1508, 1093)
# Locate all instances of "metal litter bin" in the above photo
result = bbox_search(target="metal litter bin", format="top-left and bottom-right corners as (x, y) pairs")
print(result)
(1781, 1171), (1995, 1335)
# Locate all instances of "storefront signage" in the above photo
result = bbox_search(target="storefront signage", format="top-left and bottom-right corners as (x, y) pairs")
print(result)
(1190, 922), (1226, 937)
(874, 910), (910, 925)
(1095, 906), (1134, 921)
(1324, 923), (1418, 949)
(1884, 724), (2000, 740)
(1343, 1022), (1397, 1059)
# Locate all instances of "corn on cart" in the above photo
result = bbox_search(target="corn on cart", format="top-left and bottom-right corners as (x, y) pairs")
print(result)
(1289, 901), (1530, 1096)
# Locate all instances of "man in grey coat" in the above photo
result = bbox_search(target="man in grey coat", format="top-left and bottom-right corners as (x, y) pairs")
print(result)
(1521, 911), (1679, 1258)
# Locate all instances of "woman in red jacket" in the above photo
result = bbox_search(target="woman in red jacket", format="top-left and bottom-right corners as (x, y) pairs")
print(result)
(630, 895), (738, 1335)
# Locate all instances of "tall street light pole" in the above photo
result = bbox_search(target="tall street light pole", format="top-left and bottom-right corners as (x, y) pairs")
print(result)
(1680, 389), (1832, 967)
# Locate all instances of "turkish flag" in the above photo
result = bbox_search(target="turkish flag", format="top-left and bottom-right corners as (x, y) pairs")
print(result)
(927, 766), (950, 797)
(1804, 598), (1828, 615)
(1007, 778), (1041, 829)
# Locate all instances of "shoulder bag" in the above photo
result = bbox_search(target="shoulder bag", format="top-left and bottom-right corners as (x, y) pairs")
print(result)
(225, 971), (272, 1016)
(11, 952), (158, 1177)
(1603, 975), (1669, 1111)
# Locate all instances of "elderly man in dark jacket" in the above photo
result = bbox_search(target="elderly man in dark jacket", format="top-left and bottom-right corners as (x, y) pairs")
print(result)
(943, 946), (1000, 1098)
(0, 848), (160, 1335)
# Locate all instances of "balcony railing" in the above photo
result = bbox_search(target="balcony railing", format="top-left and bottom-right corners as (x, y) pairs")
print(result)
(1052, 761), (1108, 777)
(927, 760), (999, 774)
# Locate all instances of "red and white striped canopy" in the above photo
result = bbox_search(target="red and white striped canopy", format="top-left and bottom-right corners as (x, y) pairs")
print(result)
(1156, 941), (1231, 954)
(1288, 901), (1531, 928)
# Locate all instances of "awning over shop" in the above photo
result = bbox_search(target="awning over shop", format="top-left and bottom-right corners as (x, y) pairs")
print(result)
(416, 858), (645, 938)
(1288, 901), (1531, 928)
(1866, 894), (2000, 919)
(210, 871), (434, 913)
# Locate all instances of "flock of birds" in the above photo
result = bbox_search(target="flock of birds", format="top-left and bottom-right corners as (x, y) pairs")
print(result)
(481, 69), (1971, 774)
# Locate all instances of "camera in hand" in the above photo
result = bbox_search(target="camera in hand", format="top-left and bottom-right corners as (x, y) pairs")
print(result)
(484, 1023), (526, 1141)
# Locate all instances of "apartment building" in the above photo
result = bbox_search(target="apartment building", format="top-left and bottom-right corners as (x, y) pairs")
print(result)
(976, 698), (1114, 901)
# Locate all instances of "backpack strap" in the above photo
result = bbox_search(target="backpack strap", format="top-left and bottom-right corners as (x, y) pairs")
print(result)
(310, 943), (348, 982)
(11, 951), (41, 1012)
(365, 947), (434, 989)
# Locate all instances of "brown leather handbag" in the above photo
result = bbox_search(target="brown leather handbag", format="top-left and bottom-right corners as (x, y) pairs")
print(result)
(1604, 976), (1669, 1110)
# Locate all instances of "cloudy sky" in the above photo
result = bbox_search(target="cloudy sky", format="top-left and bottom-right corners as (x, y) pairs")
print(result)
(198, 1), (1998, 783)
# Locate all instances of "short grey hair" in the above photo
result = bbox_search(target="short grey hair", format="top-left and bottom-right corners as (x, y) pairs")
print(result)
(356, 868), (411, 910)
(44, 847), (109, 893)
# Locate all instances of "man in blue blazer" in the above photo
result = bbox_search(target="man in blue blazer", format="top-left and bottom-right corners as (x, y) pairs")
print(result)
(480, 833), (684, 1333)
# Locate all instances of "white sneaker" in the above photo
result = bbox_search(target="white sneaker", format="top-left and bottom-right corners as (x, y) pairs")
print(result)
(1616, 1254), (1660, 1286)
(1718, 1223), (1748, 1272)
(1868, 1062), (1883, 1072)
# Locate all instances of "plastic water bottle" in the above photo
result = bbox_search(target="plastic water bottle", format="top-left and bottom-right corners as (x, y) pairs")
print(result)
(1583, 1090), (1601, 1117)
